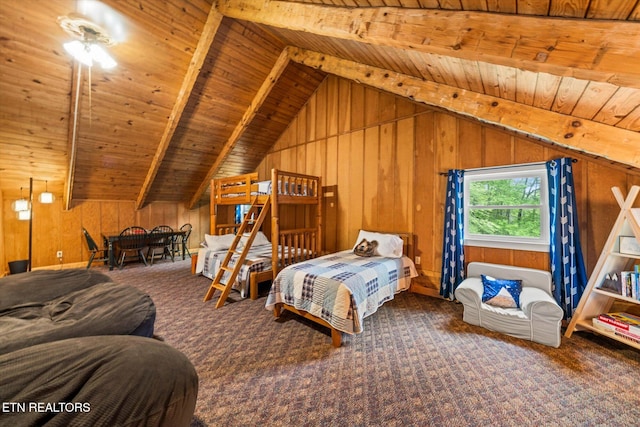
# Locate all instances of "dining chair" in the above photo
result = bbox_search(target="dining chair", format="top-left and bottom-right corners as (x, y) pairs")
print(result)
(172, 223), (192, 259)
(116, 226), (149, 269)
(82, 227), (109, 269)
(147, 225), (174, 265)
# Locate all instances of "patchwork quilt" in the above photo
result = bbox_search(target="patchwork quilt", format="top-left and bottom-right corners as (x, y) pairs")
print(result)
(265, 250), (417, 335)
(197, 244), (273, 298)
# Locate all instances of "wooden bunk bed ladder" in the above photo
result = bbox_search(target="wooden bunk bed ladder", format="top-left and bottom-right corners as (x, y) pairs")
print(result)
(203, 196), (272, 308)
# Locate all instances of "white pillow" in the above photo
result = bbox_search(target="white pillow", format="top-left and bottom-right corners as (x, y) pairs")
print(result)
(352, 230), (404, 258)
(204, 233), (238, 252)
(240, 231), (271, 247)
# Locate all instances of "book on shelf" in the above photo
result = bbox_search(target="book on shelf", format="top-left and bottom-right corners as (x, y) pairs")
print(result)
(615, 329), (640, 345)
(592, 318), (640, 339)
(596, 312), (640, 335)
(613, 329), (640, 344)
(614, 331), (640, 344)
(620, 271), (633, 298)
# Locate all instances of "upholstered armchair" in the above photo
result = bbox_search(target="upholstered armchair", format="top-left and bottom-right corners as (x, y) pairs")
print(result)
(455, 262), (564, 348)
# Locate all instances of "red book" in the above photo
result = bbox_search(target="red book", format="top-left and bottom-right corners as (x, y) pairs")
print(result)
(597, 312), (640, 335)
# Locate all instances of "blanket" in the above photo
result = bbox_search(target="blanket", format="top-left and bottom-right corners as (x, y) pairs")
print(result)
(265, 250), (417, 335)
(196, 244), (273, 297)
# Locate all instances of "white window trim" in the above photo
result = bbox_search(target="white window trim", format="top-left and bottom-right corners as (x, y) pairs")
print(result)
(463, 163), (550, 253)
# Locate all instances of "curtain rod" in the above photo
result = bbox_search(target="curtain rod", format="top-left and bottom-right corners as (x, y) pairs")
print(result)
(438, 158), (578, 176)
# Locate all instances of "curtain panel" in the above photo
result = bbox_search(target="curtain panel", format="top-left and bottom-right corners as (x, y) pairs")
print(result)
(440, 170), (465, 300)
(546, 158), (588, 319)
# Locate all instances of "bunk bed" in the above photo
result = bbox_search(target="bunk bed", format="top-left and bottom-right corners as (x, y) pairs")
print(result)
(199, 169), (322, 306)
(265, 231), (418, 347)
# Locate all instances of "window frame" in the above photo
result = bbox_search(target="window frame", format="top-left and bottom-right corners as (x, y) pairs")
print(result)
(463, 163), (550, 253)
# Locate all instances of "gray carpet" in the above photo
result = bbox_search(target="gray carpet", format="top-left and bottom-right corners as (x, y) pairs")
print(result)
(105, 259), (640, 427)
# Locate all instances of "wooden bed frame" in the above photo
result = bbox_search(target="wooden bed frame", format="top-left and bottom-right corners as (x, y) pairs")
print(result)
(206, 168), (323, 299)
(271, 233), (415, 347)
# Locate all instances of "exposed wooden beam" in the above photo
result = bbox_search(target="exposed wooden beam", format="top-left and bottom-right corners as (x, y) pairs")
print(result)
(288, 47), (640, 170)
(217, 0), (640, 89)
(136, 8), (223, 209)
(188, 47), (292, 209)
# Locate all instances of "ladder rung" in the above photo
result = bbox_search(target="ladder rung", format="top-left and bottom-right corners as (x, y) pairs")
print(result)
(221, 266), (234, 273)
(212, 283), (226, 292)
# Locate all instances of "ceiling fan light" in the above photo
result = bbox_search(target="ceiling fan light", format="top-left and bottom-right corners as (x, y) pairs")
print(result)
(64, 40), (93, 67)
(90, 44), (117, 69)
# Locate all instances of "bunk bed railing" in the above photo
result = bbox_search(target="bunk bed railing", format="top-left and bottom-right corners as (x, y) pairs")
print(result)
(275, 228), (319, 270)
(272, 170), (320, 203)
(214, 223), (240, 235)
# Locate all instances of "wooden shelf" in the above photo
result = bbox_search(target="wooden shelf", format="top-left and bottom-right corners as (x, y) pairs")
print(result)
(593, 287), (640, 304)
(565, 185), (640, 350)
(573, 319), (640, 351)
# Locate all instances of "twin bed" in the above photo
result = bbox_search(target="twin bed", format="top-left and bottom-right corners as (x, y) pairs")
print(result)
(198, 169), (417, 346)
(266, 230), (417, 346)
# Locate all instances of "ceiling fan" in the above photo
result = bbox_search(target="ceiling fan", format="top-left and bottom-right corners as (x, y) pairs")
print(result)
(58, 0), (128, 69)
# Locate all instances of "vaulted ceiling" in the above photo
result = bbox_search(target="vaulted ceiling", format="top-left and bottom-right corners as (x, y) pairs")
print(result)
(1, 0), (639, 210)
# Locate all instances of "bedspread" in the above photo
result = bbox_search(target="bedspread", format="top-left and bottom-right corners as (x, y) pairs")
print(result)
(265, 250), (417, 335)
(196, 244), (272, 298)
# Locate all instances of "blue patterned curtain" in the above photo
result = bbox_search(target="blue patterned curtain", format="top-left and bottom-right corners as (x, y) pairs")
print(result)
(440, 170), (465, 300)
(546, 158), (588, 319)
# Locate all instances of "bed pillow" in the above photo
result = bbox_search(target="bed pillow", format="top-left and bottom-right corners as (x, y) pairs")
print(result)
(240, 231), (271, 247)
(352, 230), (404, 258)
(203, 233), (238, 252)
(481, 275), (523, 308)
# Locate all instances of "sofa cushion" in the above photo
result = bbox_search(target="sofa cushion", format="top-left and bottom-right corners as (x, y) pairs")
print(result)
(0, 269), (112, 310)
(0, 335), (197, 427)
(481, 275), (523, 308)
(0, 282), (155, 355)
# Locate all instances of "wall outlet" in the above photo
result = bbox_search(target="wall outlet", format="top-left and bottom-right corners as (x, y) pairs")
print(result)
(56, 250), (63, 258)
(415, 256), (421, 265)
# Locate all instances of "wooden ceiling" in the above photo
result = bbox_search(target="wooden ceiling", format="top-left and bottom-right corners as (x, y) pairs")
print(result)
(1, 0), (639, 209)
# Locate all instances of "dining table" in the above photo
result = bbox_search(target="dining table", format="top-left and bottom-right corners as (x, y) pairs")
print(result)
(103, 229), (186, 270)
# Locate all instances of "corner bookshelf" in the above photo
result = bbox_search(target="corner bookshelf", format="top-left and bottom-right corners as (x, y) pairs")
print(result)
(565, 186), (640, 350)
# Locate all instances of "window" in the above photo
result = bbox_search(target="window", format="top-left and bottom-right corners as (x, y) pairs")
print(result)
(463, 163), (549, 252)
(235, 205), (251, 224)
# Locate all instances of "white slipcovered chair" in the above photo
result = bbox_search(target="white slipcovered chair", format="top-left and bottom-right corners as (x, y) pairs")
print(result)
(454, 262), (564, 348)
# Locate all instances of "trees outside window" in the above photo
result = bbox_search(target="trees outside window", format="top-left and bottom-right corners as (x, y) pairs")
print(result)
(463, 164), (549, 252)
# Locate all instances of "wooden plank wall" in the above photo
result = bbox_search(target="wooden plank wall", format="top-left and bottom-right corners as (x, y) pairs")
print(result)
(257, 75), (640, 295)
(1, 197), (209, 275)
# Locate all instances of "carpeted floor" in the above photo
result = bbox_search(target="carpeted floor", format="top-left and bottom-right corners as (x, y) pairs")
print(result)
(104, 259), (640, 427)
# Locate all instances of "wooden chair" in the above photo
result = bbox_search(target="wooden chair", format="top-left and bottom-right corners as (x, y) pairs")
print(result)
(172, 223), (192, 259)
(82, 227), (109, 269)
(147, 226), (174, 265)
(116, 226), (149, 268)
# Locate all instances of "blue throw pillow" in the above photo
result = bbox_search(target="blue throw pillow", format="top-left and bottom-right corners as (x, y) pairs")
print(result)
(481, 275), (523, 308)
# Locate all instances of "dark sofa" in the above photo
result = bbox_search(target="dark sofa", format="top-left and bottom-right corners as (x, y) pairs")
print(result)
(0, 269), (155, 355)
(0, 269), (198, 426)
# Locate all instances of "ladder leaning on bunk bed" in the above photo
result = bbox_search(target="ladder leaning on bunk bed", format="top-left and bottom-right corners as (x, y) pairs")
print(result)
(203, 196), (270, 308)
